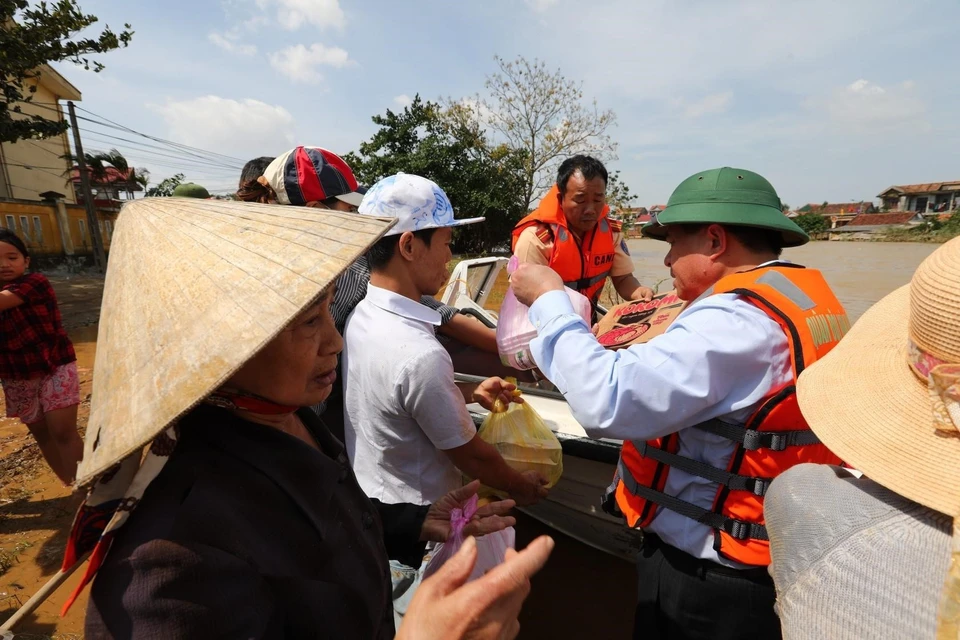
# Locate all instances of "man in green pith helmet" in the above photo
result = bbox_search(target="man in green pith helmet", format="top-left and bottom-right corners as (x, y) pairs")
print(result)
(510, 167), (849, 639)
(171, 182), (210, 199)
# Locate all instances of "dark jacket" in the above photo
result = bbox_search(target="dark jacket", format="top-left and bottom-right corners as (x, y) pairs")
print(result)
(86, 405), (396, 639)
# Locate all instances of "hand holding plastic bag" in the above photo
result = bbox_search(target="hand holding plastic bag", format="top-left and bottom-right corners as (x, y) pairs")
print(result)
(477, 387), (563, 491)
(423, 494), (516, 583)
(497, 256), (591, 370)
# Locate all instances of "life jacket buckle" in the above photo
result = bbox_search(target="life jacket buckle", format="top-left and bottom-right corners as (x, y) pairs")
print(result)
(768, 433), (788, 451)
(744, 477), (771, 497)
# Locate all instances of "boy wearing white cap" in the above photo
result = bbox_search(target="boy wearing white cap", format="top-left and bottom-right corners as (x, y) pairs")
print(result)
(344, 173), (549, 624)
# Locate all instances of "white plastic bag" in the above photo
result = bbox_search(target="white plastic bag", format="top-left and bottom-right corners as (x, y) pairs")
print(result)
(422, 494), (516, 582)
(497, 256), (591, 370)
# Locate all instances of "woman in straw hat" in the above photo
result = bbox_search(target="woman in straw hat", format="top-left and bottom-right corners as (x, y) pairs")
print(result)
(764, 236), (960, 639)
(56, 197), (552, 639)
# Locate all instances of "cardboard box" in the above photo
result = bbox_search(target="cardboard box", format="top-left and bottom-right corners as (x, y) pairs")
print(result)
(596, 291), (687, 349)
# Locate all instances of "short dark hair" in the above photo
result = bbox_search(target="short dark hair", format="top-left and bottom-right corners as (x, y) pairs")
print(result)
(366, 228), (438, 271)
(675, 223), (783, 258)
(557, 155), (608, 196)
(238, 156), (275, 189)
(0, 229), (29, 258)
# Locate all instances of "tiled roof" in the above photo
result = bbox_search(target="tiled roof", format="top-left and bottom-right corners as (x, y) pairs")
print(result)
(847, 212), (922, 226)
(878, 181), (960, 196)
(70, 166), (142, 189)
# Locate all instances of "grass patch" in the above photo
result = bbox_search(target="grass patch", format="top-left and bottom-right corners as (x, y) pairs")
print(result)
(0, 540), (33, 575)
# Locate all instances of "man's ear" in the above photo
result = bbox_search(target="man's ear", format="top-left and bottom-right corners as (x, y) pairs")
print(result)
(706, 224), (727, 261)
(396, 231), (418, 261)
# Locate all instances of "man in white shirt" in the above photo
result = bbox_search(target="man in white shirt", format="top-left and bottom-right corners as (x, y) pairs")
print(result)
(344, 173), (549, 624)
(511, 167), (848, 640)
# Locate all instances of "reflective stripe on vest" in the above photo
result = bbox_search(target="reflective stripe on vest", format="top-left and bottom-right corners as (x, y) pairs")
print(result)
(603, 265), (848, 566)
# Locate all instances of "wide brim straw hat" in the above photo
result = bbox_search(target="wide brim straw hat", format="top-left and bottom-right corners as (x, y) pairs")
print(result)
(76, 197), (395, 485)
(797, 236), (960, 516)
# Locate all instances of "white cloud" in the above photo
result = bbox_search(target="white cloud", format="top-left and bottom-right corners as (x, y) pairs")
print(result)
(153, 96), (295, 157)
(670, 91), (734, 118)
(526, 0), (559, 11)
(256, 0), (345, 30)
(208, 32), (258, 56)
(809, 79), (927, 133)
(268, 43), (352, 84)
(393, 94), (413, 108)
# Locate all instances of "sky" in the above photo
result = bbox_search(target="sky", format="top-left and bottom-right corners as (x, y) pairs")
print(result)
(44, 0), (960, 208)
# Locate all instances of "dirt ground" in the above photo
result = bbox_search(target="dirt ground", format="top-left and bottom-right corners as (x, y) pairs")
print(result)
(0, 270), (635, 639)
(0, 273), (103, 639)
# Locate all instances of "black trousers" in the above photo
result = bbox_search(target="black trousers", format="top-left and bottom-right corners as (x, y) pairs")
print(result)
(633, 534), (782, 640)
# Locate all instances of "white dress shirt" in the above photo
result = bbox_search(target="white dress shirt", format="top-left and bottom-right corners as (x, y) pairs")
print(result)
(343, 285), (476, 506)
(529, 273), (792, 566)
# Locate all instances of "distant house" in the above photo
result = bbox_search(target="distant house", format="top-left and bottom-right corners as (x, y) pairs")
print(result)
(0, 65), (81, 203)
(877, 181), (960, 214)
(70, 166), (142, 211)
(796, 201), (876, 228)
(828, 211), (925, 238)
(649, 204), (667, 214)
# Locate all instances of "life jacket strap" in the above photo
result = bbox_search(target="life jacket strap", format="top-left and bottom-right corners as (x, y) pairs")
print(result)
(634, 441), (772, 497)
(694, 419), (824, 452)
(616, 459), (769, 541)
(562, 270), (610, 292)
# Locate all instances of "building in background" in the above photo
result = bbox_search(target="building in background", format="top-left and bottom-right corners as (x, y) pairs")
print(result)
(0, 65), (119, 263)
(0, 65), (80, 203)
(878, 181), (960, 214)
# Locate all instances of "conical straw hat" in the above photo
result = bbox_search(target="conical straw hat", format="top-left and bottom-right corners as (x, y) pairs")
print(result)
(797, 236), (960, 516)
(76, 197), (395, 485)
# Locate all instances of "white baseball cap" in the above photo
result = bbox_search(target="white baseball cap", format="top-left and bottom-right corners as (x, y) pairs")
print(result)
(357, 173), (484, 236)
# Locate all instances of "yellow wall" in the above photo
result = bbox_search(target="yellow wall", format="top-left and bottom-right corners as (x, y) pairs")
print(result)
(0, 199), (118, 257)
(0, 81), (78, 203)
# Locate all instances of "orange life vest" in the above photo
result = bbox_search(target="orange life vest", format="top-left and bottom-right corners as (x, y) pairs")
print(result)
(511, 185), (619, 306)
(602, 265), (849, 567)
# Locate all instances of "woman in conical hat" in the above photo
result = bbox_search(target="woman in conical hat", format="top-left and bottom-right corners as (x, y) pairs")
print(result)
(764, 236), (960, 639)
(53, 197), (552, 639)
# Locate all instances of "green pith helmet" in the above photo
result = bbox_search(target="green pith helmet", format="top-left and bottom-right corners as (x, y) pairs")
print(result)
(172, 182), (211, 199)
(641, 167), (809, 247)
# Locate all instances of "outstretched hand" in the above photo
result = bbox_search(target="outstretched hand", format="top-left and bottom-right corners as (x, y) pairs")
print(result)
(421, 480), (517, 543)
(397, 534), (555, 640)
(472, 377), (525, 412)
(511, 264), (564, 307)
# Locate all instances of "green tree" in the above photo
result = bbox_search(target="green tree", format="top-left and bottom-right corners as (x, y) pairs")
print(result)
(794, 213), (829, 235)
(457, 55), (618, 211)
(345, 96), (528, 254)
(1, 1), (133, 144)
(606, 170), (636, 215)
(145, 173), (185, 197)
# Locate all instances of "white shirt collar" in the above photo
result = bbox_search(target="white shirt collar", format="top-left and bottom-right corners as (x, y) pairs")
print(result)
(365, 284), (442, 326)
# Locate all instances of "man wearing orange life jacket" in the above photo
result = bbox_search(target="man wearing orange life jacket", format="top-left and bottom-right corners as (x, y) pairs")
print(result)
(510, 167), (848, 640)
(512, 155), (654, 312)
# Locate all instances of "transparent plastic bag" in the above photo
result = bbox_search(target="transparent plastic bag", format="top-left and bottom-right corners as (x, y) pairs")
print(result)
(422, 494), (516, 583)
(496, 256), (591, 370)
(476, 386), (563, 490)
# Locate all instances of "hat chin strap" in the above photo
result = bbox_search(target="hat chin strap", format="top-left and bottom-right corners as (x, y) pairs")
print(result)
(205, 389), (299, 415)
(907, 337), (960, 436)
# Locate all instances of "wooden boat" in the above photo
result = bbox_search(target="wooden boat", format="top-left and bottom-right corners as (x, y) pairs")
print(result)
(442, 258), (640, 563)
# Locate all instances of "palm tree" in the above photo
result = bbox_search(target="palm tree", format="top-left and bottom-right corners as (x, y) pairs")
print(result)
(62, 148), (144, 199)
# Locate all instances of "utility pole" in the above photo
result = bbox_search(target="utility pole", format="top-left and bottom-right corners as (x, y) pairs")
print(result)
(67, 101), (107, 272)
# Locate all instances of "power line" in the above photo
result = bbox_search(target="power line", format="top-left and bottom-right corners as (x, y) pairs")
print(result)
(74, 127), (242, 169)
(21, 101), (248, 166)
(79, 135), (243, 171)
(74, 105), (247, 164)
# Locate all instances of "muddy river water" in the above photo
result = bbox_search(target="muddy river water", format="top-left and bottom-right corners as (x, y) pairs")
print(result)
(626, 239), (938, 322)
